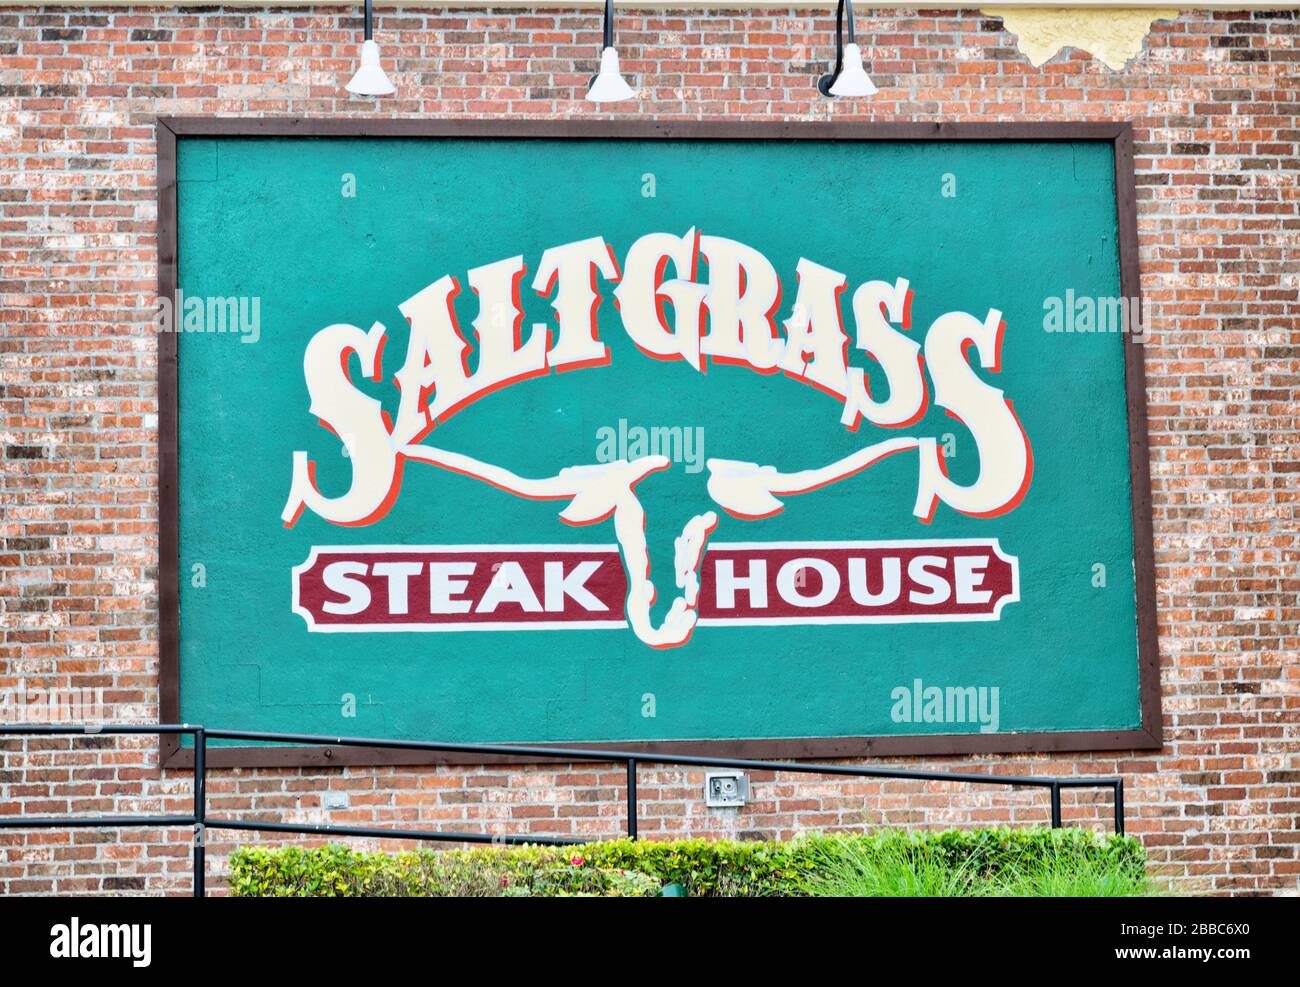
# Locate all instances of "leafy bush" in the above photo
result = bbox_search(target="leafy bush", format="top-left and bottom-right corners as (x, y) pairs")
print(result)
(228, 828), (1147, 898)
(227, 843), (662, 898)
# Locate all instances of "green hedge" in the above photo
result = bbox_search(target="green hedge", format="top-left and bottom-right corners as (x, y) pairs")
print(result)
(228, 828), (1146, 897)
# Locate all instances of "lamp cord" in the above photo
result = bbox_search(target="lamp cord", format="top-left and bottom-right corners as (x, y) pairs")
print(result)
(832, 0), (856, 80)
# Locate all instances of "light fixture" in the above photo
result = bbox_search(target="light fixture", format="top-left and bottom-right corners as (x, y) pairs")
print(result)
(819, 0), (878, 98)
(345, 0), (396, 97)
(586, 0), (635, 104)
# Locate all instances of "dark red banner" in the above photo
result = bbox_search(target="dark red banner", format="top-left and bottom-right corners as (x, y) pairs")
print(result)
(292, 540), (1017, 631)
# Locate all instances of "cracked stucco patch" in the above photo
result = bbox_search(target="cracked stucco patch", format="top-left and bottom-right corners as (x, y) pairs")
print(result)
(983, 6), (1180, 70)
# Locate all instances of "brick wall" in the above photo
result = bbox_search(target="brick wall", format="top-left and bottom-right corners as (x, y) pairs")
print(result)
(0, 5), (1296, 896)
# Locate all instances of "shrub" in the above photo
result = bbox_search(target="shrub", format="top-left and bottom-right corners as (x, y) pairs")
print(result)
(228, 828), (1147, 898)
(226, 844), (662, 898)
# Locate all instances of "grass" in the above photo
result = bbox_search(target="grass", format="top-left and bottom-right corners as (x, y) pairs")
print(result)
(807, 833), (1154, 898)
(996, 849), (1156, 897)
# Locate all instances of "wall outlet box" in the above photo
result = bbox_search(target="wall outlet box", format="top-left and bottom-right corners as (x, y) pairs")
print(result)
(705, 771), (749, 807)
(322, 791), (350, 810)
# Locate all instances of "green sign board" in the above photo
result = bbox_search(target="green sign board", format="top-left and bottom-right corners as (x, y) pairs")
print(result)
(158, 120), (1159, 766)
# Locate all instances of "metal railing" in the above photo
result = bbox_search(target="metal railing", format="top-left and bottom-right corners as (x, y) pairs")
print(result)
(0, 724), (1125, 897)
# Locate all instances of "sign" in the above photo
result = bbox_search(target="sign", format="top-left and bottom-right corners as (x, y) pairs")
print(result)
(158, 120), (1159, 765)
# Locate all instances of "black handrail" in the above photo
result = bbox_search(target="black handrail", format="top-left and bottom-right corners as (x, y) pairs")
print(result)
(0, 723), (1125, 897)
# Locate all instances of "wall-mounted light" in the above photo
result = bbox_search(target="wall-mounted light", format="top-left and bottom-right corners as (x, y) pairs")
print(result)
(819, 0), (877, 99)
(586, 0), (635, 104)
(345, 0), (396, 97)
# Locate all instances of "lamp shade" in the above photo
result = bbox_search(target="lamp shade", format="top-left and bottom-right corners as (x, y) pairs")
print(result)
(586, 47), (635, 103)
(828, 42), (877, 97)
(345, 39), (396, 97)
